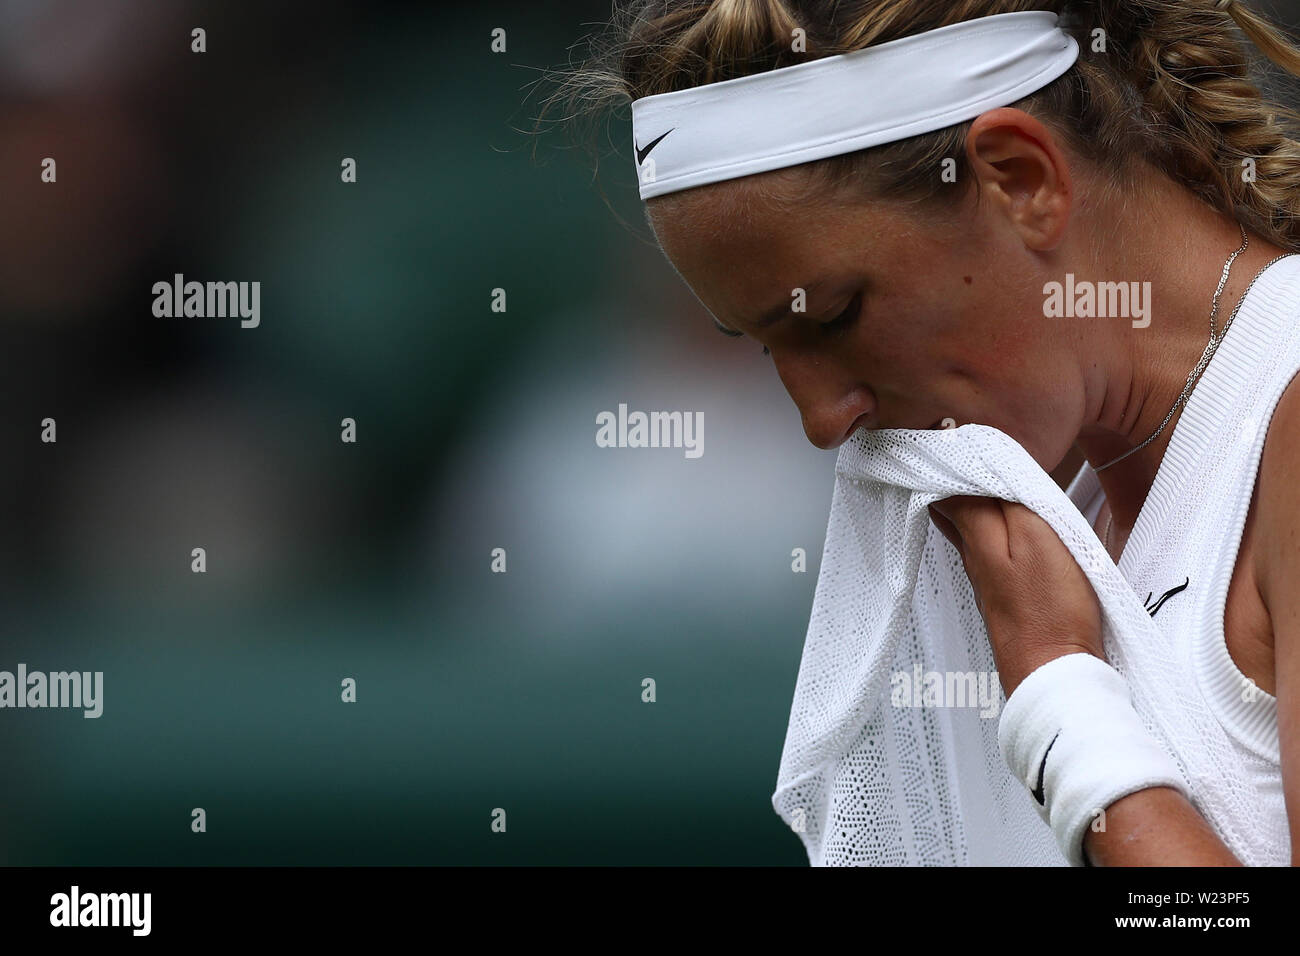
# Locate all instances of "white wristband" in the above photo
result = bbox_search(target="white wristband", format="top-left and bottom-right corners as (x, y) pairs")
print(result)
(997, 653), (1189, 866)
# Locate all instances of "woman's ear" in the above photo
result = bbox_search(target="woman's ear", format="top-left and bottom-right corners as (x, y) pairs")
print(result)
(964, 107), (1073, 252)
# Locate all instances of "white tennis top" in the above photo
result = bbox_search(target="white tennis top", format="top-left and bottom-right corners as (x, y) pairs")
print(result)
(1064, 252), (1300, 861)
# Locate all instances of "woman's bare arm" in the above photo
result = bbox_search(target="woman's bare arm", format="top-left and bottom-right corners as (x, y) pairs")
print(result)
(1082, 787), (1241, 866)
(1252, 375), (1300, 866)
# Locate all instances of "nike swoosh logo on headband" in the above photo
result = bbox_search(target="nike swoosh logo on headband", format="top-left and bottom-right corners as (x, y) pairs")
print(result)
(1031, 732), (1060, 806)
(635, 128), (674, 165)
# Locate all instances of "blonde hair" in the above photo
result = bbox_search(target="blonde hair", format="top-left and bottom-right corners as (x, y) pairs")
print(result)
(533, 0), (1300, 249)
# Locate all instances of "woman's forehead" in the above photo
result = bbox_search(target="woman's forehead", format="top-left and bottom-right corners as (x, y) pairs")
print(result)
(650, 163), (828, 224)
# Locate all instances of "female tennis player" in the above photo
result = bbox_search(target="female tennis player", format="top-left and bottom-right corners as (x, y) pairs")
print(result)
(539, 0), (1300, 865)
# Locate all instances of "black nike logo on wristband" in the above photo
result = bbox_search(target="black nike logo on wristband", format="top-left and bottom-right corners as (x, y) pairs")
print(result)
(635, 129), (674, 165)
(1031, 732), (1061, 806)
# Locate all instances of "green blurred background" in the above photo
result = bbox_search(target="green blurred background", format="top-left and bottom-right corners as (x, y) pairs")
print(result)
(4, 0), (1296, 866)
(0, 0), (836, 864)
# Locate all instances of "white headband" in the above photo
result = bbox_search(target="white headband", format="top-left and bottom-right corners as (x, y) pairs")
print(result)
(630, 10), (1079, 200)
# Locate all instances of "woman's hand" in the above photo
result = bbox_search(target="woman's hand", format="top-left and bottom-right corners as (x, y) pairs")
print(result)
(927, 496), (1245, 865)
(927, 495), (1105, 697)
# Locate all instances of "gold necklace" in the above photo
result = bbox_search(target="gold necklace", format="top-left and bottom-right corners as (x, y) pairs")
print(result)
(1096, 235), (1298, 555)
(1093, 224), (1249, 473)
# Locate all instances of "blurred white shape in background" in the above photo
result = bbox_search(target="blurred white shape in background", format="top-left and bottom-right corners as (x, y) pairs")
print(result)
(424, 297), (838, 633)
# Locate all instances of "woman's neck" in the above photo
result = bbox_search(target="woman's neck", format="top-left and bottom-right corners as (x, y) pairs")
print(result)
(1070, 179), (1289, 537)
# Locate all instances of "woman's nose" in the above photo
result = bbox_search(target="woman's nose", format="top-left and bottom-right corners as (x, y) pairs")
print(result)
(772, 351), (875, 450)
(800, 400), (874, 450)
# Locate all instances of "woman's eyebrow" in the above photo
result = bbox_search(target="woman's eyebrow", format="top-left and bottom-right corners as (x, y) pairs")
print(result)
(713, 279), (827, 336)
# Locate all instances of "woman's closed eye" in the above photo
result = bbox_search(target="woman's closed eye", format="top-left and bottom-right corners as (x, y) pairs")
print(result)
(820, 290), (862, 335)
(762, 294), (860, 356)
(720, 291), (861, 356)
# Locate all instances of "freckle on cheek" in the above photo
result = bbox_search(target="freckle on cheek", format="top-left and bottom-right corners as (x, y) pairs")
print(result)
(963, 276), (973, 285)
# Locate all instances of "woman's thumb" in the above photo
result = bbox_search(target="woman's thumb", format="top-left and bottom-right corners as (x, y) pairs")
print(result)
(927, 502), (965, 557)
